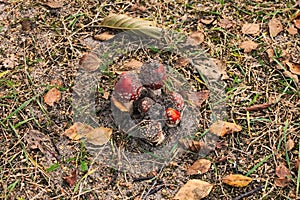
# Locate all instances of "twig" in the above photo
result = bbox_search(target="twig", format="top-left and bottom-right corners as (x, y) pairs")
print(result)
(133, 175), (155, 182)
(232, 185), (263, 200)
(148, 185), (164, 195)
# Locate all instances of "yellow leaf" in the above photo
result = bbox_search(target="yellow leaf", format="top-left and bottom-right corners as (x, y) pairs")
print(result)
(222, 174), (252, 187)
(85, 127), (113, 146)
(63, 122), (93, 140)
(174, 179), (213, 200)
(209, 120), (242, 137)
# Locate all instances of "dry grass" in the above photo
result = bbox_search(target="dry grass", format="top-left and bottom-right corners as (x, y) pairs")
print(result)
(0, 0), (299, 199)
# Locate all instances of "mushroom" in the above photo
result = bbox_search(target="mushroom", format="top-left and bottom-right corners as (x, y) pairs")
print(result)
(139, 61), (167, 90)
(165, 91), (184, 111)
(137, 97), (155, 114)
(165, 108), (181, 127)
(138, 120), (165, 145)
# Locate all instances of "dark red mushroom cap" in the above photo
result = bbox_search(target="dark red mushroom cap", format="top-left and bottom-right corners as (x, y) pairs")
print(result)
(165, 108), (181, 127)
(138, 97), (155, 114)
(166, 92), (184, 111)
(139, 61), (167, 90)
(114, 72), (143, 102)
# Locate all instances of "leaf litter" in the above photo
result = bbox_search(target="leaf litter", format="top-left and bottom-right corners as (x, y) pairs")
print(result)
(187, 159), (212, 175)
(174, 179), (213, 200)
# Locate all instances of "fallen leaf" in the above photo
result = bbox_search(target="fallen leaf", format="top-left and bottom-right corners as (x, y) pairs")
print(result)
(3, 54), (17, 69)
(266, 48), (275, 61)
(209, 120), (242, 137)
(296, 157), (300, 169)
(84, 127), (113, 146)
(268, 18), (283, 37)
(286, 25), (298, 35)
(79, 53), (102, 72)
(93, 32), (115, 41)
(245, 103), (272, 111)
(294, 19), (300, 29)
(187, 31), (205, 46)
(124, 59), (143, 71)
(286, 61), (300, 75)
(241, 23), (260, 35)
(275, 177), (290, 187)
(63, 122), (93, 140)
(174, 179), (213, 200)
(187, 159), (212, 175)
(24, 130), (51, 153)
(64, 170), (77, 186)
(21, 19), (31, 31)
(175, 57), (191, 67)
(200, 18), (215, 25)
(276, 163), (291, 178)
(44, 88), (61, 106)
(222, 174), (252, 187)
(286, 139), (295, 151)
(283, 70), (299, 84)
(187, 90), (209, 107)
(44, 1), (63, 9)
(218, 18), (233, 29)
(179, 139), (210, 152)
(211, 58), (229, 80)
(295, 0), (300, 8)
(239, 40), (258, 53)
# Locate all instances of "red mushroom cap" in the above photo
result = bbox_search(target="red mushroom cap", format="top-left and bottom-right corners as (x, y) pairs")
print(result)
(165, 108), (181, 127)
(166, 92), (184, 111)
(114, 72), (143, 102)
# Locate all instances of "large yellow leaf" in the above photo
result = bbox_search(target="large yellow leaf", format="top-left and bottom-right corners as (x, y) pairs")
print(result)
(222, 174), (252, 187)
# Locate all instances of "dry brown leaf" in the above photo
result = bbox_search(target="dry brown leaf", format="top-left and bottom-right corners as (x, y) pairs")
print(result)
(93, 32), (115, 41)
(187, 90), (209, 107)
(294, 19), (300, 29)
(174, 179), (213, 200)
(296, 157), (300, 169)
(222, 174), (252, 187)
(111, 95), (131, 112)
(44, 88), (61, 106)
(187, 31), (205, 46)
(283, 70), (299, 84)
(245, 103), (272, 112)
(84, 127), (113, 146)
(286, 61), (300, 75)
(175, 57), (191, 68)
(276, 163), (291, 178)
(24, 130), (51, 154)
(64, 170), (77, 186)
(79, 53), (102, 72)
(211, 58), (229, 80)
(275, 177), (290, 187)
(286, 138), (295, 151)
(268, 18), (283, 37)
(200, 18), (215, 25)
(63, 122), (93, 140)
(266, 48), (275, 61)
(179, 139), (209, 152)
(44, 1), (63, 9)
(209, 120), (242, 137)
(286, 25), (298, 35)
(241, 23), (260, 35)
(218, 18), (233, 29)
(239, 40), (258, 53)
(124, 59), (143, 71)
(187, 159), (212, 175)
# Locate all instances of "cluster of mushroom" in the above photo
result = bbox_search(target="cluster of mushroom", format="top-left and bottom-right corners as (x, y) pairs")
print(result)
(113, 61), (185, 146)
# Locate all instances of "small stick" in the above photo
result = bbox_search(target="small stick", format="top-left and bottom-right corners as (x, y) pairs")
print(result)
(132, 175), (155, 182)
(148, 185), (164, 195)
(232, 185), (263, 200)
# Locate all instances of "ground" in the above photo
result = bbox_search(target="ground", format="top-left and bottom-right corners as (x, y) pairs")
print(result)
(0, 0), (299, 199)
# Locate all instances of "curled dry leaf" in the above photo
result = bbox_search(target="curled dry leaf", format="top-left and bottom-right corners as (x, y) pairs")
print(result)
(79, 53), (102, 72)
(44, 0), (63, 9)
(209, 120), (242, 137)
(187, 159), (212, 175)
(93, 32), (115, 41)
(241, 23), (260, 35)
(44, 88), (61, 106)
(296, 157), (300, 169)
(63, 122), (93, 140)
(283, 70), (299, 85)
(179, 139), (209, 152)
(84, 127), (113, 146)
(286, 25), (298, 35)
(187, 31), (205, 46)
(245, 103), (272, 112)
(266, 48), (275, 62)
(275, 177), (290, 188)
(286, 61), (300, 75)
(200, 18), (215, 25)
(218, 18), (233, 29)
(187, 90), (209, 107)
(294, 19), (300, 29)
(64, 170), (77, 186)
(268, 18), (283, 37)
(174, 179), (213, 200)
(239, 40), (258, 53)
(222, 174), (252, 187)
(175, 57), (191, 68)
(276, 163), (291, 178)
(124, 59), (143, 71)
(286, 138), (295, 151)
